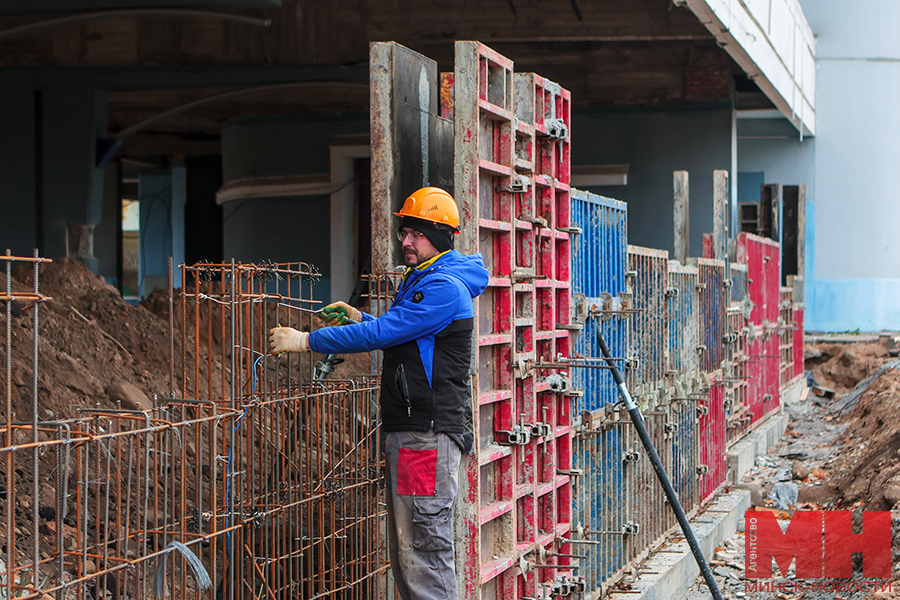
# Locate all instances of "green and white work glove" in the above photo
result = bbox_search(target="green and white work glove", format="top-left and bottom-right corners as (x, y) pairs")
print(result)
(318, 301), (361, 326)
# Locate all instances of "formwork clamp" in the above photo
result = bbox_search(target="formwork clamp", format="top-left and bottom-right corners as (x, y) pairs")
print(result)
(557, 225), (582, 235)
(531, 421), (552, 438)
(622, 450), (641, 463)
(548, 576), (585, 597)
(544, 118), (569, 141)
(544, 372), (569, 393)
(501, 173), (532, 194)
(497, 425), (531, 446)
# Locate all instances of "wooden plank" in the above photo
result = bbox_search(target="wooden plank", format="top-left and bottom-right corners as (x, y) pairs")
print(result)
(673, 170), (690, 263)
(713, 170), (728, 260)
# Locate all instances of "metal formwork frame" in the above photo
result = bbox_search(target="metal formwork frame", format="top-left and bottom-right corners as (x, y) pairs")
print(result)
(736, 233), (782, 422)
(722, 263), (751, 444)
(693, 258), (728, 498)
(622, 246), (674, 568)
(569, 191), (630, 595)
(779, 288), (795, 386)
(452, 41), (576, 600)
(666, 261), (701, 516)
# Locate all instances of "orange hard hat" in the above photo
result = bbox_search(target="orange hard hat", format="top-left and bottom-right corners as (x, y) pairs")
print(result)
(393, 187), (460, 230)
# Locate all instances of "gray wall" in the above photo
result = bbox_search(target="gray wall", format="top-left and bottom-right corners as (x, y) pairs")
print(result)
(572, 108), (733, 257)
(737, 117), (816, 305)
(0, 65), (367, 269)
(220, 115), (368, 303)
(798, 0), (900, 330)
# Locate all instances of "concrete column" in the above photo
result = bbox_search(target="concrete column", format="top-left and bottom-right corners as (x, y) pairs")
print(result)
(42, 81), (108, 266)
(673, 171), (690, 263)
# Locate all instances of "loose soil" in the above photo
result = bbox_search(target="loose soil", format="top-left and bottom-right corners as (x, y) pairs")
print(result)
(682, 340), (900, 600)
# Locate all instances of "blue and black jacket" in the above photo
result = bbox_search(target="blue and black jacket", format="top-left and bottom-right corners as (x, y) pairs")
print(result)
(309, 250), (489, 452)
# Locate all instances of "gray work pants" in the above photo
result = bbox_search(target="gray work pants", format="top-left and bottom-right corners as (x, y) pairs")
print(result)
(384, 430), (462, 600)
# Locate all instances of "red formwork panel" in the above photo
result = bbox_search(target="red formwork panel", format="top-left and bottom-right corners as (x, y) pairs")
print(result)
(453, 41), (576, 600)
(700, 383), (728, 501)
(736, 233), (782, 422)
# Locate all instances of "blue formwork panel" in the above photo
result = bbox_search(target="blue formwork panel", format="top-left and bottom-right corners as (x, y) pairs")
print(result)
(570, 190), (628, 592)
(731, 263), (748, 305)
(697, 259), (727, 373)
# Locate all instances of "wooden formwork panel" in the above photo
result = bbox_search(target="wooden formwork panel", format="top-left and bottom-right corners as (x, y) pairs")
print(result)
(453, 41), (577, 600)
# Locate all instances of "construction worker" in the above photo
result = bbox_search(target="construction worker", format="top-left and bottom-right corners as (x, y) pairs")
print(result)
(269, 186), (488, 600)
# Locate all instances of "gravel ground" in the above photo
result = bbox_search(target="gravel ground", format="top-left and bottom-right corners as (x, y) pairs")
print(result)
(680, 387), (898, 600)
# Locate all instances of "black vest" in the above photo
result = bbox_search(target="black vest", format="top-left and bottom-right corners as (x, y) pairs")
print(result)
(380, 317), (474, 443)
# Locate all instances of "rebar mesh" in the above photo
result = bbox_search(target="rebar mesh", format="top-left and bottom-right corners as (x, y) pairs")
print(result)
(0, 257), (390, 599)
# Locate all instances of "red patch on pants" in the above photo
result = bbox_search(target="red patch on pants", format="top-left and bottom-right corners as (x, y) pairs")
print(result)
(396, 448), (437, 496)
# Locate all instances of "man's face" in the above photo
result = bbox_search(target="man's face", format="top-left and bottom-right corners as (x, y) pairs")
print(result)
(399, 228), (441, 267)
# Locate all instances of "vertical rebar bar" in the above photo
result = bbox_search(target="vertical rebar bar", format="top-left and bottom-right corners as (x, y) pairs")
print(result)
(5, 249), (14, 599)
(169, 257), (175, 398)
(31, 250), (40, 591)
(229, 259), (236, 600)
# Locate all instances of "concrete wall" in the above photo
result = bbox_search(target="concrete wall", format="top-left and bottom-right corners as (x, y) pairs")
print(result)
(220, 115), (368, 303)
(799, 0), (900, 331)
(572, 107), (733, 256)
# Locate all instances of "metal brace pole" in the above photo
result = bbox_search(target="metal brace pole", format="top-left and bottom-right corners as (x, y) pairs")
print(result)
(596, 330), (725, 600)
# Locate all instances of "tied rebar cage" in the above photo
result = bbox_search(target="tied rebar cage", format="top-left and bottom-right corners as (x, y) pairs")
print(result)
(0, 257), (389, 600)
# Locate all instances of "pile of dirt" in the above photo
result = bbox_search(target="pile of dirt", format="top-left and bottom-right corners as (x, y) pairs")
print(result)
(140, 288), (376, 382)
(827, 362), (900, 511)
(0, 258), (173, 422)
(803, 341), (893, 395)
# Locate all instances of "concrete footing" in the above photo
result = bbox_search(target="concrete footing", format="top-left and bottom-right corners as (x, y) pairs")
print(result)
(726, 407), (791, 485)
(608, 490), (751, 600)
